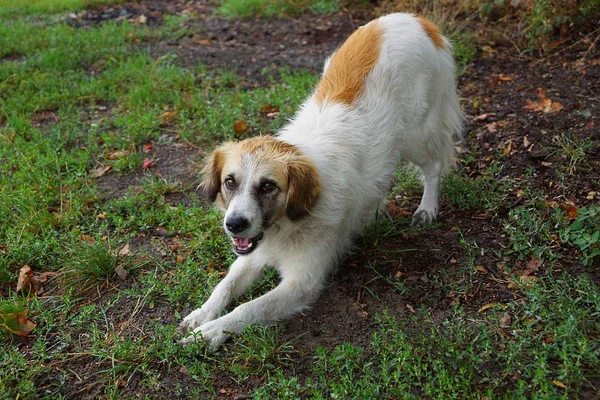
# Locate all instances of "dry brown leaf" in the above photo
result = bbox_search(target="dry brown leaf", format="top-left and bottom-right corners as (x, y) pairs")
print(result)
(92, 165), (112, 178)
(16, 265), (34, 293)
(559, 203), (579, 220)
(475, 265), (488, 274)
(497, 75), (513, 82)
(233, 120), (247, 136)
(524, 88), (564, 113)
(107, 150), (128, 160)
(485, 122), (498, 133)
(586, 191), (597, 200)
(115, 265), (128, 281)
(500, 312), (513, 328)
(160, 111), (176, 120)
(118, 243), (131, 256)
(176, 255), (184, 265)
(525, 257), (543, 274)
(478, 303), (502, 313)
(97, 212), (107, 219)
(552, 380), (567, 389)
(0, 309), (36, 337)
(80, 234), (96, 244)
(406, 304), (416, 313)
(503, 140), (513, 156)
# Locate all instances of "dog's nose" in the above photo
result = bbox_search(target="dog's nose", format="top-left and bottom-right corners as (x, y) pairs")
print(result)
(225, 216), (250, 234)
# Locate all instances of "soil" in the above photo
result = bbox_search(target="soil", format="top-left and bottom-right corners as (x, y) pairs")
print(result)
(42, 0), (600, 398)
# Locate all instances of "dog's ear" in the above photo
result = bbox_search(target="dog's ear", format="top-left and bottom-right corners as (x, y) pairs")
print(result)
(286, 156), (321, 221)
(199, 148), (226, 203)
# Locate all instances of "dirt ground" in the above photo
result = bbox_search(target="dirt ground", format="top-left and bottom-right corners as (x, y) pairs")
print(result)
(62, 1), (599, 397)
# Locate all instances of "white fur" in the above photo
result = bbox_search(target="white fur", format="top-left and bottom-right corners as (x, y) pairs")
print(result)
(180, 13), (462, 347)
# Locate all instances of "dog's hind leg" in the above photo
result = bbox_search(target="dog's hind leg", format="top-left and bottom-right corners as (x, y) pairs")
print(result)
(412, 159), (442, 226)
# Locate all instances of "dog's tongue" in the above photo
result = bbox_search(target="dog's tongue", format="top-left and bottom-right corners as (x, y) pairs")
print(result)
(236, 237), (250, 250)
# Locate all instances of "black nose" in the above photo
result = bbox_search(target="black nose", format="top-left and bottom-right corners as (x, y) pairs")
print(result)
(225, 216), (250, 234)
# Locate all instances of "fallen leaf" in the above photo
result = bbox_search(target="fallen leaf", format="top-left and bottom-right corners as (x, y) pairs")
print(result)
(80, 235), (96, 244)
(473, 113), (495, 121)
(92, 165), (112, 178)
(478, 303), (503, 313)
(97, 212), (107, 219)
(115, 265), (128, 281)
(485, 122), (498, 133)
(262, 104), (279, 114)
(176, 255), (184, 265)
(159, 111), (176, 120)
(523, 136), (531, 148)
(525, 257), (543, 274)
(137, 14), (147, 24)
(524, 88), (564, 113)
(406, 304), (415, 313)
(449, 257), (457, 264)
(16, 265), (34, 293)
(497, 75), (513, 82)
(475, 265), (488, 274)
(107, 150), (128, 160)
(586, 191), (597, 200)
(552, 380), (567, 389)
(0, 309), (36, 337)
(500, 312), (513, 328)
(540, 161), (553, 167)
(503, 140), (513, 156)
(233, 120), (247, 136)
(559, 203), (579, 220)
(142, 158), (154, 169)
(143, 143), (153, 152)
(118, 243), (130, 256)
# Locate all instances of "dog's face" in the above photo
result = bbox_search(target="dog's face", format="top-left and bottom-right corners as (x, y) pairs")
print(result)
(200, 136), (321, 256)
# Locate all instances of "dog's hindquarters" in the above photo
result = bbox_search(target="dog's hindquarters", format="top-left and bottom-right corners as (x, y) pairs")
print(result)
(362, 14), (462, 223)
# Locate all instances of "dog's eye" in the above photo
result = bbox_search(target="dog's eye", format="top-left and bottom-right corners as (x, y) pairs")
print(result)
(224, 178), (236, 190)
(262, 182), (276, 192)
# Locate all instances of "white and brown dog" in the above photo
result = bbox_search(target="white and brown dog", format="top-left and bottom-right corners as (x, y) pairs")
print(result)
(180, 13), (462, 347)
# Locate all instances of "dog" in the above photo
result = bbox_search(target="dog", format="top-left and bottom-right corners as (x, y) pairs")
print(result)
(179, 13), (462, 347)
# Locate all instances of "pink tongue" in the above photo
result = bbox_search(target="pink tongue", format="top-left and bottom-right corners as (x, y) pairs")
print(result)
(236, 237), (250, 249)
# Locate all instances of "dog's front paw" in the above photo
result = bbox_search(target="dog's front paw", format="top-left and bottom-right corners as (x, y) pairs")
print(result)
(179, 318), (232, 349)
(411, 209), (438, 226)
(178, 306), (219, 333)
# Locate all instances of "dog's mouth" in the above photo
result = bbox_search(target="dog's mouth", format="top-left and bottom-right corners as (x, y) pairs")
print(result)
(231, 232), (264, 255)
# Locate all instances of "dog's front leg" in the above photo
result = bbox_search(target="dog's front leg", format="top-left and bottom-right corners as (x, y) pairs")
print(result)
(179, 256), (264, 335)
(182, 274), (324, 348)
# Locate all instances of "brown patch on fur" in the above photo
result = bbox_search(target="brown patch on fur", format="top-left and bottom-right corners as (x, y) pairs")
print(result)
(199, 148), (226, 203)
(285, 155), (321, 221)
(417, 16), (445, 49)
(315, 21), (383, 106)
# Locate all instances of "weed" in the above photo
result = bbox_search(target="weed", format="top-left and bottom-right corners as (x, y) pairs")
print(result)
(60, 240), (143, 288)
(552, 132), (594, 174)
(560, 204), (600, 266)
(442, 162), (505, 212)
(503, 203), (566, 262)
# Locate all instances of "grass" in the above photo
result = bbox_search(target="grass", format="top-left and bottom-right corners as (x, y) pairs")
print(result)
(217, 0), (339, 19)
(0, 0), (599, 398)
(257, 275), (600, 398)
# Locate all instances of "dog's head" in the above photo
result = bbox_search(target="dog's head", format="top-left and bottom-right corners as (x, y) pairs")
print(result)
(199, 136), (321, 255)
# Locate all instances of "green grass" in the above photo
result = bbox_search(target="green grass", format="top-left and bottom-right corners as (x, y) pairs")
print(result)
(217, 0), (340, 19)
(0, 0), (127, 17)
(257, 275), (600, 398)
(0, 1), (598, 398)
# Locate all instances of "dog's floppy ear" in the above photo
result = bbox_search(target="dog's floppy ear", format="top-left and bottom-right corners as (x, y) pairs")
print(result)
(199, 148), (226, 203)
(286, 156), (321, 221)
